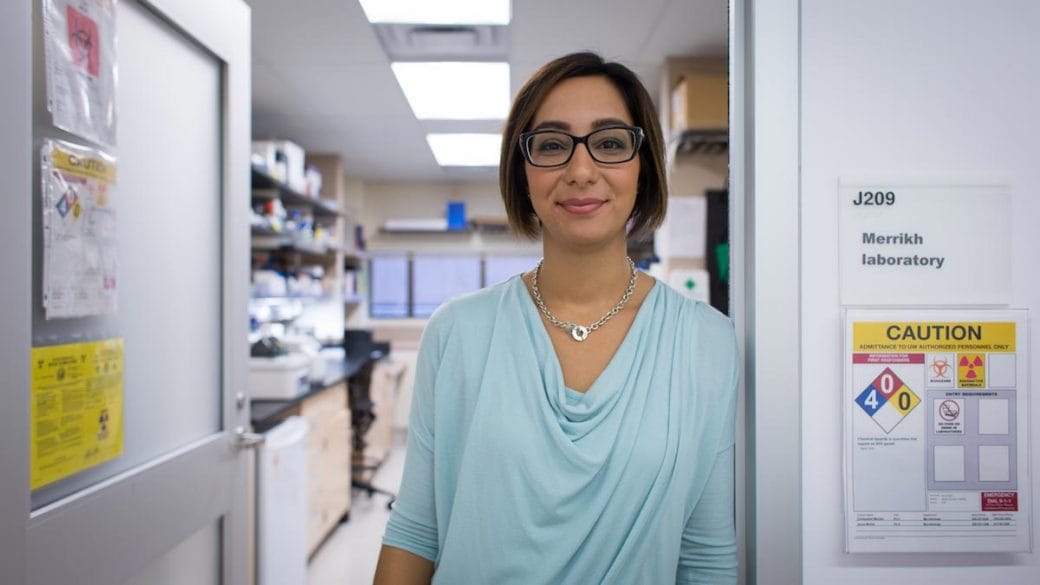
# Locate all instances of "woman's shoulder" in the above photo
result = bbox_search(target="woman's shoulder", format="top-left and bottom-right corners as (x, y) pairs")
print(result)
(649, 281), (738, 372)
(653, 279), (734, 338)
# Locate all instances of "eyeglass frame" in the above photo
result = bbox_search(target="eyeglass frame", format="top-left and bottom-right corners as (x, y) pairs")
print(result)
(518, 125), (645, 168)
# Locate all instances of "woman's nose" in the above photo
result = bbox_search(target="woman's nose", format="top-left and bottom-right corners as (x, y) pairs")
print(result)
(563, 142), (598, 184)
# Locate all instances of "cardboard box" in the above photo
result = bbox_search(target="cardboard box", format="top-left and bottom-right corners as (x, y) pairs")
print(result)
(670, 71), (728, 132)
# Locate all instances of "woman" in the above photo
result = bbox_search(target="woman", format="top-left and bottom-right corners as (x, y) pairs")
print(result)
(374, 52), (738, 584)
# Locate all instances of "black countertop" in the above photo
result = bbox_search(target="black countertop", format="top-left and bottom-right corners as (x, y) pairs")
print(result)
(250, 346), (387, 433)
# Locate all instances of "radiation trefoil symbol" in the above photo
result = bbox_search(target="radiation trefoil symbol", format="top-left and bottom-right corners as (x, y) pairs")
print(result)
(855, 367), (921, 433)
(958, 354), (985, 388)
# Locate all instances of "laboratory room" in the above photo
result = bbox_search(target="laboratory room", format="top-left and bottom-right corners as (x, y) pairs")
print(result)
(4, 1), (1040, 585)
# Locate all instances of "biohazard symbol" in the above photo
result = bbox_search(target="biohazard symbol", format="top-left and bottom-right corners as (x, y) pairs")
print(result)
(931, 358), (951, 378)
(97, 409), (110, 441)
(957, 353), (985, 388)
(66, 5), (101, 77)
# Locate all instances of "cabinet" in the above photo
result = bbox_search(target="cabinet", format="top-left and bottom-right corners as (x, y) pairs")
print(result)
(297, 383), (352, 556)
(361, 360), (405, 465)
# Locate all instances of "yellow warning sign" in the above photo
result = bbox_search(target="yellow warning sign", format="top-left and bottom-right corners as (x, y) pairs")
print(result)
(957, 353), (985, 388)
(30, 339), (124, 489)
(852, 322), (1016, 353)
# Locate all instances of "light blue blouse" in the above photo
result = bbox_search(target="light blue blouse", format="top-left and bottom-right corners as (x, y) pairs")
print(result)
(383, 275), (739, 584)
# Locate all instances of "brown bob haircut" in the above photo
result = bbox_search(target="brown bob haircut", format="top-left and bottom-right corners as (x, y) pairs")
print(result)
(499, 52), (668, 241)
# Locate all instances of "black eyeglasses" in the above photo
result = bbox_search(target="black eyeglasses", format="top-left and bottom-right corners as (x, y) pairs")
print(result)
(519, 126), (644, 167)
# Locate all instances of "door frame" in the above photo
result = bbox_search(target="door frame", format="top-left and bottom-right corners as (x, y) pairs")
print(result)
(0, 0), (32, 580)
(730, 1), (803, 584)
(1, 1), (252, 583)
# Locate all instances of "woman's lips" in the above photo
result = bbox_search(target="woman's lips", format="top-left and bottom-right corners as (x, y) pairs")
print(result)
(558, 198), (605, 214)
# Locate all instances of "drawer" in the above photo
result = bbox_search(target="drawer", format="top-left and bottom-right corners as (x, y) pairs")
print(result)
(307, 408), (351, 458)
(299, 383), (346, 426)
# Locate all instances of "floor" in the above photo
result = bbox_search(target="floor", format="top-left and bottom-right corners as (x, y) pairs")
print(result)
(308, 435), (408, 585)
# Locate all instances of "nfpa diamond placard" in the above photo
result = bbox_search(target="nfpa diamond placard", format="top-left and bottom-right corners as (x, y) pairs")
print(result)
(856, 367), (920, 433)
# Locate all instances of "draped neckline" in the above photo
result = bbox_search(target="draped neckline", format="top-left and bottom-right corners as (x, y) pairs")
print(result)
(510, 274), (661, 426)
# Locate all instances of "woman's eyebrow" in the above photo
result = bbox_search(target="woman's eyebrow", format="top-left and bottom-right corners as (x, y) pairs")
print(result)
(531, 120), (570, 131)
(591, 117), (630, 129)
(530, 118), (630, 132)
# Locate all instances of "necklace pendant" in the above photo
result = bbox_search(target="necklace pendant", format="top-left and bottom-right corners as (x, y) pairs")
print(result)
(570, 325), (590, 342)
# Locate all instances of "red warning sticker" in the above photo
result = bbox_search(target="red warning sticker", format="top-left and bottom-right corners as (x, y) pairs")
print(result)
(67, 5), (100, 77)
(981, 492), (1018, 511)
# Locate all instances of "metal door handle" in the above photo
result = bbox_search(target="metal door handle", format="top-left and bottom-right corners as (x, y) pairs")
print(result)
(234, 426), (265, 449)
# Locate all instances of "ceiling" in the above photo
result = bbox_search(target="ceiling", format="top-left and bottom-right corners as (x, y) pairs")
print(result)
(246, 0), (727, 182)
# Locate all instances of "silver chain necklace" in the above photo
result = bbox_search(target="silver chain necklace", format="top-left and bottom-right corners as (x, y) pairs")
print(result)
(530, 257), (638, 342)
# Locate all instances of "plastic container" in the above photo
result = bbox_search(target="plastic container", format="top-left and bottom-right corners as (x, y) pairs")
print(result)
(248, 353), (311, 399)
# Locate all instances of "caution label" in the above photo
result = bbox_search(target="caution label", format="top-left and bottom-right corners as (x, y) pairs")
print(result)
(852, 322), (1016, 353)
(30, 338), (124, 489)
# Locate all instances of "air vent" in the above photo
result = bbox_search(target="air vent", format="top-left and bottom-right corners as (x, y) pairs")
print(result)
(374, 23), (509, 61)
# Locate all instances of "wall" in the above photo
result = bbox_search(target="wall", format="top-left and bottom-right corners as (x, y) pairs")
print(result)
(800, 1), (1039, 583)
(350, 179), (540, 427)
(361, 180), (540, 253)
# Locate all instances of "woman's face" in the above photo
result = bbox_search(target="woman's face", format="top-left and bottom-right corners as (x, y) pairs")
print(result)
(524, 75), (640, 250)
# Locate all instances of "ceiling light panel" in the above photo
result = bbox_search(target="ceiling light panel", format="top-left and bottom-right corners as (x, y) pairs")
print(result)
(392, 62), (510, 120)
(359, 0), (511, 25)
(427, 134), (502, 167)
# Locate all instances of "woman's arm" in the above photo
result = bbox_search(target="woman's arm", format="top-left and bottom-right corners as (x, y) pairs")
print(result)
(373, 545), (435, 585)
(676, 445), (737, 584)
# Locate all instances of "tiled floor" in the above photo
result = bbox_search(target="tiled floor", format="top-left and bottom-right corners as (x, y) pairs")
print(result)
(308, 436), (408, 585)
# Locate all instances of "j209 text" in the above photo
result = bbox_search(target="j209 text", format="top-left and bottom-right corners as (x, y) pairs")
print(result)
(853, 191), (895, 206)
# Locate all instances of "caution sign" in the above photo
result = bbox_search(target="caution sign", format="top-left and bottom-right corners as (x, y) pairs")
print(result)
(844, 309), (1030, 554)
(30, 338), (124, 489)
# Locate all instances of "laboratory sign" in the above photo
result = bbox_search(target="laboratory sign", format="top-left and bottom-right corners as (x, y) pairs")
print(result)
(839, 182), (1011, 305)
(844, 310), (1030, 553)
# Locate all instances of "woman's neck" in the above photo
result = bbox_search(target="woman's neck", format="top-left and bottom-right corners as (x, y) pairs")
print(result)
(534, 239), (634, 322)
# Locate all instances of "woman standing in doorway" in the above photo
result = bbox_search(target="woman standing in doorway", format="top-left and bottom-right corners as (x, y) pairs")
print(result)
(374, 52), (739, 585)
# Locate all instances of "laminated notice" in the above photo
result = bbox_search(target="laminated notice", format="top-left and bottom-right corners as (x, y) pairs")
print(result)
(30, 338), (124, 490)
(43, 0), (118, 146)
(41, 139), (118, 319)
(844, 309), (1031, 553)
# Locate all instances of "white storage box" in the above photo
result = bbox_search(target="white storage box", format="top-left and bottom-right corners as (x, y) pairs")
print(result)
(252, 139), (307, 193)
(249, 353), (311, 399)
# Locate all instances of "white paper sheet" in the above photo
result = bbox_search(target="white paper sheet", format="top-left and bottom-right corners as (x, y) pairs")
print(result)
(655, 196), (706, 259)
(844, 309), (1030, 553)
(43, 0), (118, 146)
(41, 139), (119, 319)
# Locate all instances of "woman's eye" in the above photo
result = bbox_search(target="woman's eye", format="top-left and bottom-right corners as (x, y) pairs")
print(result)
(593, 138), (625, 151)
(535, 140), (567, 152)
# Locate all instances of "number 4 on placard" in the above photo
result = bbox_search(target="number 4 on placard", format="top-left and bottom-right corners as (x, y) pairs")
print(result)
(864, 389), (879, 410)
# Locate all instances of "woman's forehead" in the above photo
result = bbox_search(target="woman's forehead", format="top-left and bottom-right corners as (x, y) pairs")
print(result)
(531, 75), (633, 127)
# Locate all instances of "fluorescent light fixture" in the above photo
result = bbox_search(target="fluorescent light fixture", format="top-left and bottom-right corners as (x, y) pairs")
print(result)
(427, 134), (501, 167)
(392, 62), (510, 120)
(359, 0), (511, 25)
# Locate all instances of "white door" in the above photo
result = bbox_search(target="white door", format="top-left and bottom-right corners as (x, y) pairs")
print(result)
(1, 1), (253, 584)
